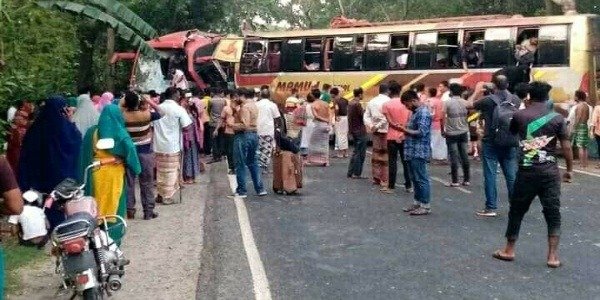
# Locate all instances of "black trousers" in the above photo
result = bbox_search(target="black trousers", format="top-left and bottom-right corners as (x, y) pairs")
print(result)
(224, 133), (235, 171)
(213, 127), (226, 160)
(387, 140), (411, 189)
(347, 133), (367, 177)
(505, 167), (561, 240)
(203, 122), (212, 155)
(446, 133), (470, 183)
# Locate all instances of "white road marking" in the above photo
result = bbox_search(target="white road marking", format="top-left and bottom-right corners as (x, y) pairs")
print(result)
(227, 174), (237, 194)
(229, 180), (273, 300)
(367, 151), (472, 194)
(430, 176), (472, 194)
(559, 166), (600, 178)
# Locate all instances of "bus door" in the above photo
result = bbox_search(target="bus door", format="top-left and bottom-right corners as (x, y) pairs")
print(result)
(364, 34), (390, 71)
(483, 27), (513, 68)
(281, 38), (305, 72)
(537, 25), (569, 66)
(413, 32), (437, 70)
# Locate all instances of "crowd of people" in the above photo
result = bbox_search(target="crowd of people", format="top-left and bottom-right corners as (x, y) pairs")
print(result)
(0, 70), (596, 294)
(280, 73), (600, 268)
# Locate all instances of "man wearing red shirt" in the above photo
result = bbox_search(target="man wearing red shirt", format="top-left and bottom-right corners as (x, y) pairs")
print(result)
(382, 81), (413, 193)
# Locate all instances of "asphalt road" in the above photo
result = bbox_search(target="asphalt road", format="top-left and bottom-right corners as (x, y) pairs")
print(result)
(198, 155), (600, 300)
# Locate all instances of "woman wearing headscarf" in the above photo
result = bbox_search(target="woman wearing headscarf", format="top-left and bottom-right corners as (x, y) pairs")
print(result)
(18, 96), (82, 229)
(6, 101), (34, 173)
(72, 92), (100, 135)
(80, 104), (140, 243)
(95, 92), (114, 112)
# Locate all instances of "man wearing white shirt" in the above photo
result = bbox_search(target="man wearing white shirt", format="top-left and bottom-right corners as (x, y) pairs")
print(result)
(153, 87), (192, 205)
(364, 83), (391, 186)
(256, 88), (282, 173)
(171, 69), (189, 90)
(439, 80), (451, 103)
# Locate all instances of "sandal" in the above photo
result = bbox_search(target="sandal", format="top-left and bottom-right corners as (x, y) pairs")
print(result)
(492, 250), (514, 262)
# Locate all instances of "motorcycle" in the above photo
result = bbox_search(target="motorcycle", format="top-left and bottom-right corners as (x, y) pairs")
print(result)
(44, 138), (129, 300)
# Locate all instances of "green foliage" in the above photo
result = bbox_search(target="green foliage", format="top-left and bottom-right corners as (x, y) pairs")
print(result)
(0, 0), (78, 102)
(37, 1), (157, 56)
(88, 0), (157, 38)
(0, 0), (78, 148)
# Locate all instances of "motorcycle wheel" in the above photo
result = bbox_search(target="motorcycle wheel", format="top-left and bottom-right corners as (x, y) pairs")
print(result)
(82, 287), (103, 300)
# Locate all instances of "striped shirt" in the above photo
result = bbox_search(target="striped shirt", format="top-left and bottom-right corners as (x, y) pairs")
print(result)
(123, 110), (162, 153)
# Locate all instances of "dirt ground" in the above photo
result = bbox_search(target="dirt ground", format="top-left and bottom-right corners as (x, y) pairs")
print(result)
(7, 175), (208, 300)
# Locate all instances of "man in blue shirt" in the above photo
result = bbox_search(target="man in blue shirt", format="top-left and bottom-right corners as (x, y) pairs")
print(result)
(396, 90), (433, 216)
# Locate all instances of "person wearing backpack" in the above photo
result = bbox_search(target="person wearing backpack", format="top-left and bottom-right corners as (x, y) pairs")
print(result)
(492, 81), (573, 268)
(467, 75), (522, 217)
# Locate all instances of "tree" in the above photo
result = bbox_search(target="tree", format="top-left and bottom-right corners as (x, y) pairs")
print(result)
(37, 0), (157, 89)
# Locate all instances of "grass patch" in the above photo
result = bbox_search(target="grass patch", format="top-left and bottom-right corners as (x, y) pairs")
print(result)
(3, 238), (46, 294)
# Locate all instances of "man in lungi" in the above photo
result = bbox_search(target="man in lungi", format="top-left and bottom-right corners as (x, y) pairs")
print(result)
(364, 84), (391, 187)
(152, 87), (193, 205)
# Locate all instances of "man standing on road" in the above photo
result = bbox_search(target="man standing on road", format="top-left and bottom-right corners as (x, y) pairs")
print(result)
(570, 90), (591, 169)
(364, 83), (391, 187)
(231, 89), (267, 198)
(443, 83), (471, 187)
(207, 88), (227, 164)
(347, 88), (367, 179)
(332, 87), (349, 158)
(492, 81), (573, 269)
(256, 88), (282, 173)
(398, 90), (432, 216)
(382, 81), (412, 194)
(153, 87), (192, 205)
(468, 75), (522, 217)
(123, 91), (164, 220)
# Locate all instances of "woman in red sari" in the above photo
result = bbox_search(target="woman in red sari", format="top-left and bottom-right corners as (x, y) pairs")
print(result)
(6, 101), (34, 174)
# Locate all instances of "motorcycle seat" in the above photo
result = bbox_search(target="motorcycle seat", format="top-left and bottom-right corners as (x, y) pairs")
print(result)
(54, 178), (80, 200)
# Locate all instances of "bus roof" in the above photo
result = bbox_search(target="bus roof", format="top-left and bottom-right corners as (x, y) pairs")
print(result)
(248, 14), (597, 39)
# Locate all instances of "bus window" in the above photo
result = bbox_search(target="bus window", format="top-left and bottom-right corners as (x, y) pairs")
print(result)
(461, 31), (485, 69)
(332, 36), (356, 71)
(390, 34), (410, 70)
(267, 41), (282, 72)
(304, 39), (323, 71)
(537, 25), (569, 66)
(436, 32), (459, 68)
(364, 34), (390, 71)
(413, 32), (437, 70)
(515, 28), (539, 66)
(483, 27), (513, 68)
(241, 40), (267, 73)
(281, 39), (304, 72)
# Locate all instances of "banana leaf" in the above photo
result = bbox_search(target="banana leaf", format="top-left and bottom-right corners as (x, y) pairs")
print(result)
(87, 0), (157, 39)
(37, 1), (156, 57)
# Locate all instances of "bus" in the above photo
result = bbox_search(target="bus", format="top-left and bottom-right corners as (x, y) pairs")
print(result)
(231, 14), (600, 105)
(112, 29), (231, 92)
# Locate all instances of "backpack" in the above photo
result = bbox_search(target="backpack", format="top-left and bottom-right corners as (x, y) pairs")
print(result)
(490, 93), (520, 147)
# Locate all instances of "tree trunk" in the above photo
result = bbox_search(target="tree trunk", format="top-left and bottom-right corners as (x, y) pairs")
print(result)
(105, 27), (115, 92)
(77, 22), (99, 91)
